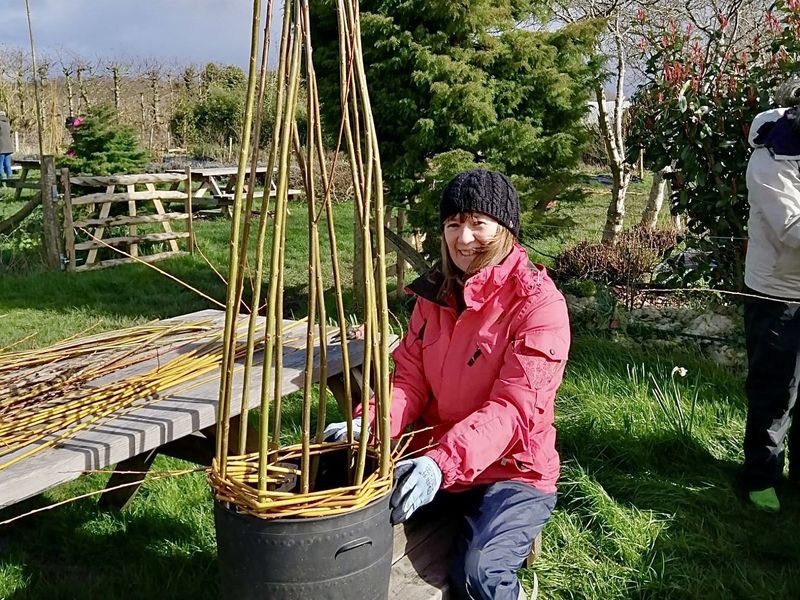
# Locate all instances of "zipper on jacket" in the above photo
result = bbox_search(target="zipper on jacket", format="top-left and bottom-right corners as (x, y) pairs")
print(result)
(467, 347), (482, 366)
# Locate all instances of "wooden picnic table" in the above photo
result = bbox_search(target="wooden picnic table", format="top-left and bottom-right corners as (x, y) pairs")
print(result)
(166, 166), (302, 212)
(0, 309), (368, 510)
(9, 158), (41, 202)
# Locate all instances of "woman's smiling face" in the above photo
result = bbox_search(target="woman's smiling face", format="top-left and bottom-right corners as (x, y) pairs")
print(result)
(443, 212), (500, 273)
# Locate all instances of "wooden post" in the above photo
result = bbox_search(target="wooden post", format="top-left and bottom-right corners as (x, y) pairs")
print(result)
(395, 209), (407, 298)
(40, 156), (62, 271)
(127, 184), (139, 259)
(638, 148), (645, 179)
(185, 167), (194, 255)
(61, 168), (76, 272)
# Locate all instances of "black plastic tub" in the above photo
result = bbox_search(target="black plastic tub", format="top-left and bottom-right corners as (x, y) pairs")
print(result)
(214, 477), (392, 599)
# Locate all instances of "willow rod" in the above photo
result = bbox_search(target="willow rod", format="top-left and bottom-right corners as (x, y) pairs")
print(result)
(210, 0), (395, 517)
(238, 0), (295, 459)
(24, 0), (45, 158)
(348, 0), (392, 477)
(299, 1), (357, 447)
(238, 0), (277, 456)
(215, 0), (265, 479)
(256, 3), (304, 492)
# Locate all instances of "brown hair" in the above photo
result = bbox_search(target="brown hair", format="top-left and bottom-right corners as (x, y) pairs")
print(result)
(438, 213), (515, 301)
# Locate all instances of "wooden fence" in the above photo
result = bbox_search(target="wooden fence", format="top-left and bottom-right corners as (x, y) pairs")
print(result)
(383, 208), (428, 297)
(61, 171), (194, 272)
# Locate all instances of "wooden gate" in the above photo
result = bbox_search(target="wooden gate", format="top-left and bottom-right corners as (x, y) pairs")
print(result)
(62, 171), (194, 272)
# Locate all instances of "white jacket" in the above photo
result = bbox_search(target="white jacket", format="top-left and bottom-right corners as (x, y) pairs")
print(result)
(745, 108), (800, 300)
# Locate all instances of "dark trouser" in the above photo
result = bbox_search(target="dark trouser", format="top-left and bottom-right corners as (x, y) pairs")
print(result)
(743, 294), (800, 491)
(0, 154), (11, 179)
(435, 481), (556, 600)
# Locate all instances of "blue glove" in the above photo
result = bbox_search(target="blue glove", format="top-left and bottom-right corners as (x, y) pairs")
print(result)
(390, 456), (442, 524)
(322, 420), (366, 442)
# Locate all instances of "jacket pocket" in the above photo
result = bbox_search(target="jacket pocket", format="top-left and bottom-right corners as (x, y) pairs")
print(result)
(512, 330), (569, 390)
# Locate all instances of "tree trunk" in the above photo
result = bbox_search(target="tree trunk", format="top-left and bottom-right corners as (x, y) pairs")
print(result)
(640, 166), (672, 229)
(63, 69), (75, 117)
(140, 92), (147, 138)
(76, 67), (91, 111)
(112, 66), (121, 112)
(602, 164), (631, 243)
(15, 67), (26, 120)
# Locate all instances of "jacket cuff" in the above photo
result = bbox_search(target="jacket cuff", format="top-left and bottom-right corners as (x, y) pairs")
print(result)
(424, 447), (460, 489)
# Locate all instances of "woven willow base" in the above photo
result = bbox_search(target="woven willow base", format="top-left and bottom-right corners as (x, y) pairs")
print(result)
(209, 442), (393, 519)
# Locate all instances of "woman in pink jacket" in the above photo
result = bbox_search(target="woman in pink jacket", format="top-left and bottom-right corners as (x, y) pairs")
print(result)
(328, 169), (570, 599)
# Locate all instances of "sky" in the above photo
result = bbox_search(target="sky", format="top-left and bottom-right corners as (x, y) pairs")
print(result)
(0, 0), (283, 69)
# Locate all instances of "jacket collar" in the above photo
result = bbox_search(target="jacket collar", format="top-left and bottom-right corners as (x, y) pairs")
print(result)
(407, 261), (447, 306)
(407, 244), (543, 310)
(751, 107), (800, 160)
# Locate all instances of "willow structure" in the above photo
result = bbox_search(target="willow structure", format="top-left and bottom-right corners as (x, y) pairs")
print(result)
(209, 0), (395, 519)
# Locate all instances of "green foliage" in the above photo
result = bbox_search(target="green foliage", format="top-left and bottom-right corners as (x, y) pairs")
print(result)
(310, 0), (603, 244)
(170, 84), (246, 149)
(628, 3), (800, 288)
(60, 105), (149, 175)
(170, 66), (307, 152)
(200, 62), (246, 91)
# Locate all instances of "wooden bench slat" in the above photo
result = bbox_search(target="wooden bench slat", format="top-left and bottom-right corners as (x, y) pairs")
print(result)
(390, 514), (459, 600)
(70, 173), (187, 186)
(70, 191), (189, 206)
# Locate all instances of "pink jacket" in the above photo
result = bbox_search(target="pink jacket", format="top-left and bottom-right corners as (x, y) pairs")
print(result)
(389, 244), (570, 494)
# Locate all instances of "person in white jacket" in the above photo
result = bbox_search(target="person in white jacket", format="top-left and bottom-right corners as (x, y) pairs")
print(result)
(741, 76), (800, 512)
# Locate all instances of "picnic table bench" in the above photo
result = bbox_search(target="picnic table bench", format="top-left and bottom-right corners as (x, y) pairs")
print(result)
(167, 166), (302, 215)
(7, 158), (41, 202)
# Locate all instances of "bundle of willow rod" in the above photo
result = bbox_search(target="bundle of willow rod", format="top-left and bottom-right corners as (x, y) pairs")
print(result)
(0, 321), (211, 375)
(210, 0), (394, 518)
(0, 321), (220, 470)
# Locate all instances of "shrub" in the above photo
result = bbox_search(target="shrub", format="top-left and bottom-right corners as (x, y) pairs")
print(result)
(627, 2), (800, 288)
(555, 226), (676, 289)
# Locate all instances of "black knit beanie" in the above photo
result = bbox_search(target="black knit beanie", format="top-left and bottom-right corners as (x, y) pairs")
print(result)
(439, 169), (520, 237)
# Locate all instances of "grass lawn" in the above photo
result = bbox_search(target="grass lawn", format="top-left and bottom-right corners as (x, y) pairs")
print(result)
(2, 180), (800, 599)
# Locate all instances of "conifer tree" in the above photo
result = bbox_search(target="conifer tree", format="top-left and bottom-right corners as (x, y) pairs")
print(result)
(310, 0), (603, 244)
(62, 104), (148, 175)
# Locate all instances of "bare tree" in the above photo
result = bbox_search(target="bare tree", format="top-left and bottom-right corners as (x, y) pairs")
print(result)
(0, 48), (13, 113)
(75, 57), (94, 112)
(145, 64), (162, 150)
(58, 54), (76, 118)
(554, 0), (640, 244)
(107, 60), (127, 113)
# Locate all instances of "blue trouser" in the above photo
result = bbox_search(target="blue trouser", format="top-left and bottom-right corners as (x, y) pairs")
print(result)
(0, 154), (11, 178)
(743, 293), (800, 491)
(423, 481), (556, 600)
